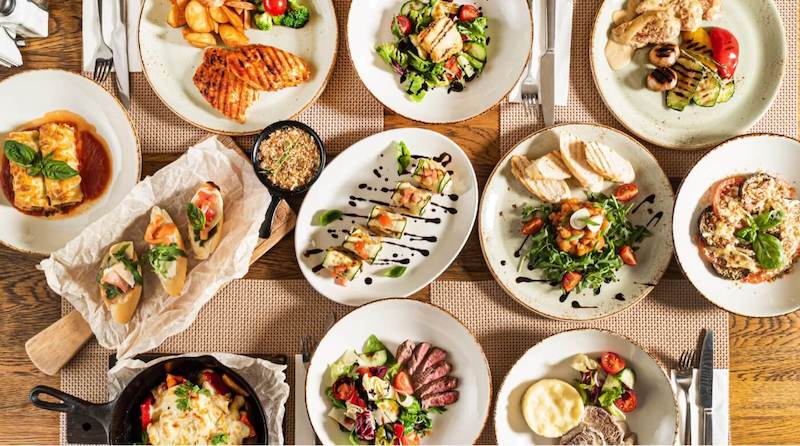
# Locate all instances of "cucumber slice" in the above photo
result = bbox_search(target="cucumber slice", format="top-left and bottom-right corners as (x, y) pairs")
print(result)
(464, 42), (487, 62)
(456, 55), (476, 79)
(461, 52), (484, 71)
(358, 350), (388, 367)
(606, 403), (626, 420)
(601, 373), (622, 391)
(717, 79), (735, 103)
(666, 55), (705, 111)
(617, 368), (636, 389)
(693, 73), (721, 107)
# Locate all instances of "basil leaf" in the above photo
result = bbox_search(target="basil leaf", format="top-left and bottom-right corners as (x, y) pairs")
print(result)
(383, 266), (407, 278)
(735, 225), (758, 244)
(26, 163), (43, 177)
(3, 140), (37, 167)
(186, 202), (206, 233)
(396, 141), (412, 174)
(318, 209), (342, 226)
(753, 233), (784, 270)
(755, 209), (784, 230)
(211, 433), (229, 445)
(147, 243), (187, 277)
(43, 159), (79, 180)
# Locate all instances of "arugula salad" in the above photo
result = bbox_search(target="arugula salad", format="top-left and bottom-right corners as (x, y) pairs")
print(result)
(376, 0), (489, 102)
(570, 352), (638, 419)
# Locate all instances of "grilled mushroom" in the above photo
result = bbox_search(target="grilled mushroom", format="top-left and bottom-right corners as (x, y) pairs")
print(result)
(647, 67), (678, 91)
(649, 43), (680, 67)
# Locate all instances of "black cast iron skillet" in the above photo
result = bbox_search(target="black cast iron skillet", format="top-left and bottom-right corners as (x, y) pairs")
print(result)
(29, 355), (268, 444)
(251, 120), (326, 238)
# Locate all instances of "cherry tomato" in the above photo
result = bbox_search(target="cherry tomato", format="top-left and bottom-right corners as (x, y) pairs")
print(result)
(140, 395), (154, 430)
(348, 391), (366, 408)
(356, 367), (372, 377)
(332, 377), (355, 401)
(458, 4), (480, 22)
(708, 27), (739, 79)
(392, 370), (415, 395)
(710, 176), (744, 218)
(614, 390), (638, 413)
(521, 217), (544, 235)
(613, 183), (639, 202)
(562, 271), (582, 293)
(600, 352), (626, 374)
(263, 0), (287, 16)
(443, 55), (462, 81)
(393, 15), (413, 36)
(619, 245), (637, 266)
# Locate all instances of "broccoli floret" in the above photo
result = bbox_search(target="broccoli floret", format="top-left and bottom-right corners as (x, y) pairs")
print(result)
(274, 0), (310, 29)
(254, 12), (274, 31)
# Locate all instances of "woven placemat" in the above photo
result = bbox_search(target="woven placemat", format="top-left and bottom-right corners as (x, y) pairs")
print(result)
(431, 280), (728, 445)
(501, 0), (798, 177)
(60, 279), (352, 445)
(90, 0), (382, 155)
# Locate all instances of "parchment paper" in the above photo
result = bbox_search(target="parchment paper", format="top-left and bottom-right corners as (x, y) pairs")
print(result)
(109, 352), (290, 445)
(39, 136), (269, 359)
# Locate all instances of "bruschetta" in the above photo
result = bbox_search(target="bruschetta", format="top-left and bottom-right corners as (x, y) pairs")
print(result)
(144, 206), (188, 296)
(186, 182), (224, 260)
(97, 241), (143, 324)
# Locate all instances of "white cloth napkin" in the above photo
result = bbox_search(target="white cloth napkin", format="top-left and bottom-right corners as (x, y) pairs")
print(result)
(0, 28), (21, 67)
(109, 352), (290, 445)
(294, 354), (316, 445)
(670, 369), (730, 445)
(508, 0), (573, 105)
(82, 0), (142, 72)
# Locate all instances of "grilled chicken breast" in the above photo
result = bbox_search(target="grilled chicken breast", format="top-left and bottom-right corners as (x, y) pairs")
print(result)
(193, 47), (259, 123)
(636, 0), (703, 31)
(611, 10), (681, 48)
(225, 44), (311, 91)
(417, 18), (463, 63)
(699, 0), (722, 19)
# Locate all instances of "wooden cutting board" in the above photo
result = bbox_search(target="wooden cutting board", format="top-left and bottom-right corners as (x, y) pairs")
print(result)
(24, 135), (297, 376)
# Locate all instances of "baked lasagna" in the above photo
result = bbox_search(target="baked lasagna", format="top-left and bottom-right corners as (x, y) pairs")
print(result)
(38, 122), (83, 206)
(5, 131), (48, 211)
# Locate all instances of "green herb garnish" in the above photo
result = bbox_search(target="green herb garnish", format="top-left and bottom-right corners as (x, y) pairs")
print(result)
(187, 202), (206, 234)
(383, 266), (407, 278)
(260, 136), (301, 177)
(396, 141), (412, 174)
(318, 209), (342, 226)
(211, 433), (229, 445)
(735, 209), (785, 269)
(147, 243), (187, 277)
(3, 140), (79, 180)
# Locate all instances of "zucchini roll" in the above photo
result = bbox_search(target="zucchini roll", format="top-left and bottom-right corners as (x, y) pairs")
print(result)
(342, 226), (383, 264)
(322, 247), (363, 284)
(412, 158), (452, 193)
(391, 181), (432, 216)
(367, 206), (407, 239)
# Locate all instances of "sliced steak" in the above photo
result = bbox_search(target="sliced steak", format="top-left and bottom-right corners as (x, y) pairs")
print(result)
(417, 376), (459, 399)
(559, 424), (604, 445)
(582, 406), (624, 445)
(395, 340), (415, 369)
(413, 361), (451, 391)
(407, 342), (431, 376)
(414, 347), (447, 379)
(421, 390), (459, 410)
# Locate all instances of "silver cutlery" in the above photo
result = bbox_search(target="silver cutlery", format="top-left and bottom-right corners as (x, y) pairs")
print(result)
(539, 0), (556, 126)
(93, 0), (114, 83)
(698, 330), (714, 445)
(520, 0), (538, 118)
(109, 0), (130, 109)
(676, 349), (696, 445)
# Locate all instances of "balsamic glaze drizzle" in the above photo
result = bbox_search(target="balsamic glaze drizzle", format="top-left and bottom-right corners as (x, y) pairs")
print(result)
(514, 235), (531, 258)
(632, 194), (656, 214)
(303, 249), (323, 257)
(571, 301), (598, 309)
(614, 293), (625, 301)
(646, 211), (664, 227)
(384, 240), (430, 257)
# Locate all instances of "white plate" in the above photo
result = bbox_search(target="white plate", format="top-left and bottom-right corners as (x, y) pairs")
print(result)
(673, 133), (800, 317)
(348, 0), (532, 123)
(590, 0), (785, 149)
(138, 0), (337, 135)
(306, 299), (491, 445)
(480, 124), (674, 320)
(0, 70), (140, 255)
(296, 128), (477, 306)
(495, 328), (678, 445)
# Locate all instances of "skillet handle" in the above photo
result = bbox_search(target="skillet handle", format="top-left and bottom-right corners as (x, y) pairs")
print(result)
(258, 195), (282, 239)
(30, 385), (112, 421)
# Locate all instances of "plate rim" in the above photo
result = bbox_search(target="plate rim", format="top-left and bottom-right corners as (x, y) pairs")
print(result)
(346, 0), (533, 124)
(493, 327), (679, 445)
(588, 0), (787, 151)
(0, 68), (142, 255)
(294, 127), (479, 306)
(137, 0), (339, 136)
(304, 297), (493, 445)
(671, 131), (800, 317)
(478, 122), (675, 321)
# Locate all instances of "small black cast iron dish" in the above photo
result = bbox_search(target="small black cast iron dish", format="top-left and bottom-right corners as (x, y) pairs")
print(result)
(29, 355), (268, 444)
(251, 120), (326, 238)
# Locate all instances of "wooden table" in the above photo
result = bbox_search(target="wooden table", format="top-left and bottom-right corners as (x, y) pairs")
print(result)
(1, 1), (799, 443)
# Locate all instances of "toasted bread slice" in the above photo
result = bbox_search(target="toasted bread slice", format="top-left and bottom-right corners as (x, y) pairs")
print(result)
(558, 132), (605, 192)
(511, 155), (571, 203)
(584, 141), (636, 183)
(527, 151), (572, 180)
(98, 241), (143, 324)
(144, 206), (188, 297)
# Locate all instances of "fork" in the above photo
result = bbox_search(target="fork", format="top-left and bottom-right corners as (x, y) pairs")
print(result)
(676, 349), (696, 445)
(93, 0), (114, 82)
(520, 63), (539, 117)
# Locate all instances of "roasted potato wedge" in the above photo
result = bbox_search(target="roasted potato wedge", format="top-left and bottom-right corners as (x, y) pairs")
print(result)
(220, 5), (245, 30)
(167, 4), (187, 27)
(182, 29), (217, 48)
(225, 1), (257, 10)
(197, 0), (224, 6)
(218, 24), (249, 47)
(208, 6), (229, 23)
(185, 0), (214, 33)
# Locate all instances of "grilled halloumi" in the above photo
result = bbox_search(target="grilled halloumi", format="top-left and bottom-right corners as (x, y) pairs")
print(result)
(417, 18), (463, 63)
(511, 155), (571, 203)
(225, 44), (311, 91)
(558, 132), (604, 192)
(432, 0), (459, 19)
(527, 151), (572, 180)
(583, 141), (635, 183)
(193, 47), (259, 123)
(611, 10), (681, 48)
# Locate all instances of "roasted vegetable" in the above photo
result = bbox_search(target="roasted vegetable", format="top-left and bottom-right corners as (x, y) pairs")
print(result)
(666, 55), (705, 111)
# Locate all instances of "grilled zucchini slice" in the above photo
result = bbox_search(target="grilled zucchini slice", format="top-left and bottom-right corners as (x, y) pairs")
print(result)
(342, 226), (383, 264)
(693, 73), (722, 107)
(717, 79), (735, 103)
(367, 206), (408, 239)
(412, 158), (452, 193)
(666, 55), (705, 111)
(391, 181), (432, 216)
(680, 37), (717, 72)
(322, 248), (362, 281)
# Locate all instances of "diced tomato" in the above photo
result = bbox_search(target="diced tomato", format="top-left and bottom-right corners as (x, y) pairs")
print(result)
(614, 390), (638, 413)
(444, 56), (462, 81)
(458, 4), (480, 22)
(393, 15), (413, 36)
(240, 412), (256, 438)
(404, 431), (421, 446)
(378, 213), (392, 226)
(613, 183), (639, 202)
(335, 276), (348, 286)
(332, 377), (356, 401)
(619, 245), (637, 266)
(354, 241), (368, 259)
(165, 374), (185, 388)
(348, 391), (366, 408)
(710, 176), (744, 218)
(263, 0), (287, 16)
(708, 27), (739, 79)
(562, 272), (582, 293)
(600, 352), (626, 374)
(394, 423), (407, 445)
(200, 370), (230, 395)
(392, 370), (414, 395)
(743, 271), (771, 284)
(140, 395), (154, 430)
(356, 367), (372, 377)
(521, 217), (544, 236)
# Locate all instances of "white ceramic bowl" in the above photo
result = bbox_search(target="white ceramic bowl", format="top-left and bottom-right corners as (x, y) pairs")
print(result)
(138, 0), (337, 135)
(590, 0), (785, 149)
(347, 0), (532, 123)
(306, 299), (491, 445)
(495, 328), (678, 445)
(480, 123), (674, 321)
(0, 70), (140, 255)
(295, 128), (478, 306)
(673, 133), (800, 317)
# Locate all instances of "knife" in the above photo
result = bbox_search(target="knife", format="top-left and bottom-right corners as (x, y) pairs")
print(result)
(109, 0), (130, 109)
(539, 0), (556, 126)
(698, 330), (714, 445)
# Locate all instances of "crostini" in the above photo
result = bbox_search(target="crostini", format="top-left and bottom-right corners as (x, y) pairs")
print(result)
(186, 182), (224, 260)
(97, 241), (143, 324)
(144, 206), (188, 296)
